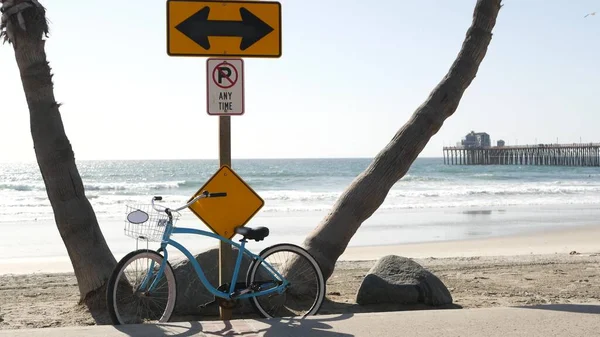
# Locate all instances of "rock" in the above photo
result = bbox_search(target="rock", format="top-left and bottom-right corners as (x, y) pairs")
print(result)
(355, 255), (453, 306)
(171, 246), (257, 316)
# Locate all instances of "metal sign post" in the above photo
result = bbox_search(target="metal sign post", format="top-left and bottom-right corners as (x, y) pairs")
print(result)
(167, 0), (281, 321)
(218, 115), (232, 320)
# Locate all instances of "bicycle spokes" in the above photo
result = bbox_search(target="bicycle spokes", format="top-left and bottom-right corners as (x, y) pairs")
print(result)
(109, 252), (176, 324)
(248, 245), (325, 317)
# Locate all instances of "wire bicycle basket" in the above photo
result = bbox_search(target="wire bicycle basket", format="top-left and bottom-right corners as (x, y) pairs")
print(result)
(124, 204), (180, 242)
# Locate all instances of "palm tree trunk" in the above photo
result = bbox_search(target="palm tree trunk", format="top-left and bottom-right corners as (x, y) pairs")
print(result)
(302, 0), (503, 280)
(2, 0), (116, 307)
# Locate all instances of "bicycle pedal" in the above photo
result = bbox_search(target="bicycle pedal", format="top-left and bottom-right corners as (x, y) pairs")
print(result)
(198, 299), (216, 309)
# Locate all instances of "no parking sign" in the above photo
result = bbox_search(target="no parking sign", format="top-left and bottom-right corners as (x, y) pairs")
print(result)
(206, 58), (244, 115)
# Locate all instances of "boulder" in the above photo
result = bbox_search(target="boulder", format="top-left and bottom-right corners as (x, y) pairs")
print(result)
(171, 246), (257, 316)
(356, 255), (453, 306)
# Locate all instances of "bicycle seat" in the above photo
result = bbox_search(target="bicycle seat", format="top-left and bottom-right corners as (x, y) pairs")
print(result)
(235, 226), (269, 241)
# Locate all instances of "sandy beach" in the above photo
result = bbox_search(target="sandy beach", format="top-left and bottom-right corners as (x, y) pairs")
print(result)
(1, 224), (599, 330)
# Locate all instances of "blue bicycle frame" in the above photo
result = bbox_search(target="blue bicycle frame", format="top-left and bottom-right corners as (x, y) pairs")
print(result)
(140, 217), (289, 301)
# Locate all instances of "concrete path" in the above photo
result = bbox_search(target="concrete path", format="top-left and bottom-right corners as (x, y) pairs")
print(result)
(1, 304), (599, 336)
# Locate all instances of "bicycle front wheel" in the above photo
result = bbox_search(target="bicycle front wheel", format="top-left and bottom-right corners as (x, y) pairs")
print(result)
(106, 249), (177, 325)
(247, 243), (325, 318)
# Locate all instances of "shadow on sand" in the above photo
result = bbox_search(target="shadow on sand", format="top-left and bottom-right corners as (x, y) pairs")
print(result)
(516, 303), (600, 314)
(110, 314), (355, 337)
(108, 298), (461, 336)
(112, 320), (202, 337)
(257, 313), (355, 337)
(317, 297), (462, 315)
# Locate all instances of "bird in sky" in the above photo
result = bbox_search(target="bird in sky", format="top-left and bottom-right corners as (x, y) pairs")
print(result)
(584, 11), (596, 18)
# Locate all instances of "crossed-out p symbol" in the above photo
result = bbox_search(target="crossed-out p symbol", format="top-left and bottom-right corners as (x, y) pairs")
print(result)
(212, 62), (238, 89)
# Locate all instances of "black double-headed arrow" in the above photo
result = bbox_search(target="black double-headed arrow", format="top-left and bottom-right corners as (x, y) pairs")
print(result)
(175, 6), (274, 51)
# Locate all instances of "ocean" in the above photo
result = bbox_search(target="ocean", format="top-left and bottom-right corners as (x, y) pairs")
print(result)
(2, 158), (600, 261)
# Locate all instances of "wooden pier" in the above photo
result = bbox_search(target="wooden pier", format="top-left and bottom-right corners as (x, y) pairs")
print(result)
(443, 143), (600, 166)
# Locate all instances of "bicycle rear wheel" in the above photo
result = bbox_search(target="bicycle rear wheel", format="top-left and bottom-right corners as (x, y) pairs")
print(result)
(246, 243), (325, 318)
(106, 249), (177, 325)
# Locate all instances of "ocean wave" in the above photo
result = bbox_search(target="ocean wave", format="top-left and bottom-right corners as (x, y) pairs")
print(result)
(258, 184), (600, 202)
(1, 203), (49, 208)
(257, 197), (600, 213)
(14, 184), (598, 203)
(5, 191), (600, 220)
(399, 175), (447, 182)
(5, 181), (600, 204)
(468, 174), (524, 181)
(0, 180), (190, 193)
(0, 183), (42, 191)
(0, 180), (191, 195)
(259, 190), (340, 202)
(83, 181), (187, 192)
(387, 184), (600, 198)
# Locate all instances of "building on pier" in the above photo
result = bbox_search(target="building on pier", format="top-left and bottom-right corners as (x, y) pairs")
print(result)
(461, 131), (491, 148)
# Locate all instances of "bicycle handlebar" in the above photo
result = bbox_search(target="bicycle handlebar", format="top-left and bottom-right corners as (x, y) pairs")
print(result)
(151, 191), (227, 213)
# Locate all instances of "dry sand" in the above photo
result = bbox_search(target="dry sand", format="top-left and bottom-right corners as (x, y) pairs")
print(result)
(1, 225), (599, 330)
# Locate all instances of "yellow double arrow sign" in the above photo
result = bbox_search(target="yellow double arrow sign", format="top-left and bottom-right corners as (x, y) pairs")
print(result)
(167, 0), (282, 58)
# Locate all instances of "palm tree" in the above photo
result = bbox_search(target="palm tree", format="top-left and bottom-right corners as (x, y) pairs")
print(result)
(301, 0), (503, 280)
(1, 0), (116, 310)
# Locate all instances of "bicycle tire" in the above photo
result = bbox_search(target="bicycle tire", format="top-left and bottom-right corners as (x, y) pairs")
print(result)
(106, 249), (177, 325)
(246, 243), (326, 318)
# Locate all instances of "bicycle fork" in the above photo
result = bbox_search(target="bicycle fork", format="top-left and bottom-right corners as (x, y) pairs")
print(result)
(138, 248), (170, 295)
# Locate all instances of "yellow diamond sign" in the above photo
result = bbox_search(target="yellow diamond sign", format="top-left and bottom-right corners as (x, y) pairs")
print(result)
(188, 165), (264, 239)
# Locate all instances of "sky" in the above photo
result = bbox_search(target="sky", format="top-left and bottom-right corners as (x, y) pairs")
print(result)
(0, 0), (598, 162)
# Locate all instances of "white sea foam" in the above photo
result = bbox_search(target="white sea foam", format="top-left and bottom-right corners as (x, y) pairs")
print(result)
(3, 159), (600, 222)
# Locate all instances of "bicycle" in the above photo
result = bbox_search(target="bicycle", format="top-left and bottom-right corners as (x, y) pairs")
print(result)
(106, 191), (326, 325)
